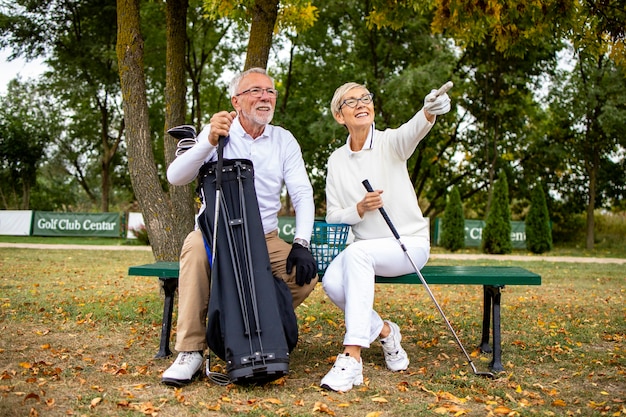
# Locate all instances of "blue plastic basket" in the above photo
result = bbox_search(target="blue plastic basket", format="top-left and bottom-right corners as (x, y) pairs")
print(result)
(310, 221), (350, 276)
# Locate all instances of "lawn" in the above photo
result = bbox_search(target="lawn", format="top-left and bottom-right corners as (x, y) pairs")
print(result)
(0, 248), (624, 416)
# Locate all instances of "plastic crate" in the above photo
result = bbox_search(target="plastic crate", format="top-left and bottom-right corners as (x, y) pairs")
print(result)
(310, 221), (350, 276)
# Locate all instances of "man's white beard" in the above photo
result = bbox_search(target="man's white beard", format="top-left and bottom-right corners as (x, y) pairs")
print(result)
(248, 108), (274, 126)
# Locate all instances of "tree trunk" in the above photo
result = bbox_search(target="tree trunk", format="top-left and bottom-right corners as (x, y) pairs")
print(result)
(165, 0), (196, 250)
(99, 99), (124, 213)
(21, 183), (30, 210)
(585, 159), (597, 250)
(101, 158), (110, 212)
(100, 101), (111, 212)
(244, 0), (279, 70)
(117, 0), (180, 261)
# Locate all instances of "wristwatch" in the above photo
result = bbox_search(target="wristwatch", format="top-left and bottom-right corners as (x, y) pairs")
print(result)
(293, 238), (310, 249)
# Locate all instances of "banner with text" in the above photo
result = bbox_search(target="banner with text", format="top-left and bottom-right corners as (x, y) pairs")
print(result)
(434, 218), (526, 249)
(32, 212), (121, 237)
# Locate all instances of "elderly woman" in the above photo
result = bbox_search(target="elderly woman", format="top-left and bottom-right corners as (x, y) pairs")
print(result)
(320, 82), (451, 392)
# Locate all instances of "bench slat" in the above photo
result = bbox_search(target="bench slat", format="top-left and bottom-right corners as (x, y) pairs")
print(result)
(128, 262), (541, 286)
(376, 265), (541, 286)
(128, 261), (179, 278)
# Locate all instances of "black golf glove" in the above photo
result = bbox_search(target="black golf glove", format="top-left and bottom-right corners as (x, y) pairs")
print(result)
(286, 243), (317, 286)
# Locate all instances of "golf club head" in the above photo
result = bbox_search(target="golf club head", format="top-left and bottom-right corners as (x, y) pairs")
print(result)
(167, 124), (197, 140)
(469, 361), (496, 379)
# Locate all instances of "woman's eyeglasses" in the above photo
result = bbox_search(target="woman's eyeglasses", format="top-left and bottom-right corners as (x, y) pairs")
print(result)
(236, 88), (279, 98)
(340, 93), (374, 110)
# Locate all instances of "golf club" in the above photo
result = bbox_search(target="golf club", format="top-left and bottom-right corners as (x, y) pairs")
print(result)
(210, 136), (226, 275)
(166, 124), (197, 139)
(362, 179), (495, 379)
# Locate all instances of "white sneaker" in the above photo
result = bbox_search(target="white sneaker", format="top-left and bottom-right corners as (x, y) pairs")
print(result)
(320, 353), (363, 392)
(161, 351), (204, 387)
(380, 321), (409, 371)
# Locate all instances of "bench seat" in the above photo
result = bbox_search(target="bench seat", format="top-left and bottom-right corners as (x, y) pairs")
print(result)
(129, 262), (540, 372)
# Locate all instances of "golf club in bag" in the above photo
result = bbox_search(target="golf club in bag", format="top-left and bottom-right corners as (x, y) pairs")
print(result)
(362, 179), (495, 379)
(196, 147), (298, 385)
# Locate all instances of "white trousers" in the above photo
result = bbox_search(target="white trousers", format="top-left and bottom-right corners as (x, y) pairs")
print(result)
(322, 236), (429, 348)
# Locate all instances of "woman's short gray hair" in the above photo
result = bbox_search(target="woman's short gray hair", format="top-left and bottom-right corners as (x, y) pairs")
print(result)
(229, 67), (274, 97)
(330, 82), (368, 115)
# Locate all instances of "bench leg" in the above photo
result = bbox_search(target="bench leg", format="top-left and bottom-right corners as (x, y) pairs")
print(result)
(488, 285), (504, 372)
(156, 278), (178, 359)
(480, 286), (493, 353)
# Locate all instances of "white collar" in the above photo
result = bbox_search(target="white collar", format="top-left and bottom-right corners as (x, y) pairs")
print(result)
(346, 123), (375, 155)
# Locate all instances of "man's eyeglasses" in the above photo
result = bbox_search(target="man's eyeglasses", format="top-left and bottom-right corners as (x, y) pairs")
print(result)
(236, 87), (279, 98)
(339, 93), (374, 110)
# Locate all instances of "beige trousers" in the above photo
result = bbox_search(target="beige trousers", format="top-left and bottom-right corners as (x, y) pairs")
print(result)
(175, 229), (318, 352)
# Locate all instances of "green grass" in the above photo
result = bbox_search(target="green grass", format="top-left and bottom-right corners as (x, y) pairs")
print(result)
(0, 248), (624, 416)
(0, 235), (147, 246)
(2, 232), (625, 257)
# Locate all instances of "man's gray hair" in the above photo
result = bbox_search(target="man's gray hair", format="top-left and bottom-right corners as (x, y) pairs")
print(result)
(229, 67), (275, 97)
(330, 82), (368, 115)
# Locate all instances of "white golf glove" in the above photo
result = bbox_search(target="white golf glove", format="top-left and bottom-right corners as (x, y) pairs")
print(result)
(423, 89), (451, 115)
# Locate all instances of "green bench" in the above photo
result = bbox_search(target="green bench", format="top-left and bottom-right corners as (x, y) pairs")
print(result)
(128, 261), (541, 372)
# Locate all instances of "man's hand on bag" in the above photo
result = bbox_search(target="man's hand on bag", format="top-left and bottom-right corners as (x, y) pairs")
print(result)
(286, 243), (317, 286)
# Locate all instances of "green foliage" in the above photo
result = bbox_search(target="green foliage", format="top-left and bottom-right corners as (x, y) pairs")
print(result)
(0, 80), (55, 209)
(439, 186), (465, 252)
(202, 0), (319, 32)
(431, 0), (575, 58)
(0, 0), (624, 251)
(482, 172), (512, 254)
(526, 182), (553, 254)
(130, 225), (150, 246)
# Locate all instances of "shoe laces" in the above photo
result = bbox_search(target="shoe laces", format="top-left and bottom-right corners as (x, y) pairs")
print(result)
(381, 333), (400, 356)
(333, 354), (356, 372)
(176, 352), (198, 365)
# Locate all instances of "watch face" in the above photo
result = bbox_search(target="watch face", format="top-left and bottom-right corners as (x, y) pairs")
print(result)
(295, 238), (309, 248)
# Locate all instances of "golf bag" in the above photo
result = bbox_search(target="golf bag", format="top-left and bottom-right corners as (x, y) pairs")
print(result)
(197, 158), (297, 385)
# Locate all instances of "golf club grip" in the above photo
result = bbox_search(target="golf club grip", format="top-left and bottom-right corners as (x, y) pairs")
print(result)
(216, 136), (226, 188)
(361, 179), (401, 240)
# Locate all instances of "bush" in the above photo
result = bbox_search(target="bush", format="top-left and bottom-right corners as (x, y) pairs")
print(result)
(131, 225), (150, 245)
(482, 171), (512, 254)
(440, 186), (465, 252)
(526, 182), (553, 254)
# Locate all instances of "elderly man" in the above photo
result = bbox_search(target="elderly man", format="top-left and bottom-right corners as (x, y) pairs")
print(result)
(162, 67), (318, 387)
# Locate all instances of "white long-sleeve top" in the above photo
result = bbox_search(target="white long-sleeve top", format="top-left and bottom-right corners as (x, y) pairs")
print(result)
(325, 110), (434, 241)
(167, 117), (315, 241)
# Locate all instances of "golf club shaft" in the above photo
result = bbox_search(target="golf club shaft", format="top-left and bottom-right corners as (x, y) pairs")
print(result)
(210, 136), (226, 274)
(362, 179), (493, 377)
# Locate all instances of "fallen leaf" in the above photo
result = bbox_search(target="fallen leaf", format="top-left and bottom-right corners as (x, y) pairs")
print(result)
(23, 392), (40, 403)
(265, 398), (282, 405)
(90, 397), (102, 409)
(205, 403), (221, 411)
(313, 401), (336, 415)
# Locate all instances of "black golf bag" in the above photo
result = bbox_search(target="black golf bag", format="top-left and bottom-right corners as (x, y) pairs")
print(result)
(197, 158), (297, 385)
